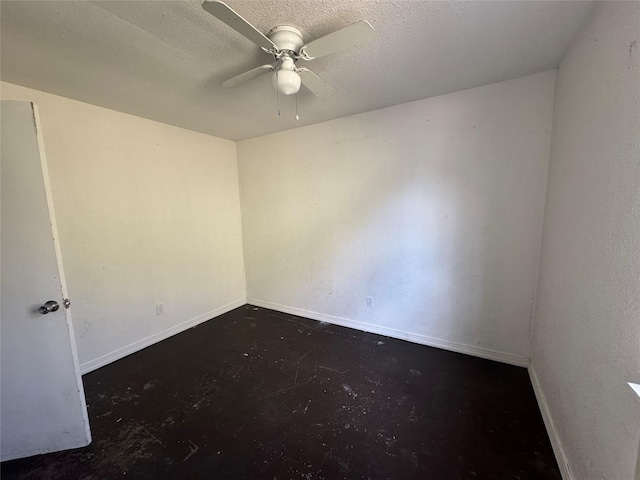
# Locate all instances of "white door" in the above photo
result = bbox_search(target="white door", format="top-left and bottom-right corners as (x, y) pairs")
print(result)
(1, 101), (91, 461)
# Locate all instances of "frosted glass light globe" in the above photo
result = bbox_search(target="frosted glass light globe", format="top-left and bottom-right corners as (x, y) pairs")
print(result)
(272, 69), (301, 96)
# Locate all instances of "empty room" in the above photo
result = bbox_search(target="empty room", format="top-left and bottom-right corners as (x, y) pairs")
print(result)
(1, 0), (638, 479)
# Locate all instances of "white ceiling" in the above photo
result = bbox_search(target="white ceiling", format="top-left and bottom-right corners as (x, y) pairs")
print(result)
(1, 0), (595, 140)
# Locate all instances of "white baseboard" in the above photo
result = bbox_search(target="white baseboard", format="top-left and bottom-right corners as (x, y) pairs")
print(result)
(247, 298), (530, 367)
(80, 299), (246, 375)
(528, 363), (573, 479)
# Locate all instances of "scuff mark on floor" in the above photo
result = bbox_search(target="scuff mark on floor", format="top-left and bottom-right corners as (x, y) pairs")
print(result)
(183, 440), (199, 462)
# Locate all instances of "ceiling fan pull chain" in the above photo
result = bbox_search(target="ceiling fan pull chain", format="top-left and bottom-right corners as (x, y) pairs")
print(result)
(295, 93), (299, 121)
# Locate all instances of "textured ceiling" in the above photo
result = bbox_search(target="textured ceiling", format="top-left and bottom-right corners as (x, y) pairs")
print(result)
(1, 0), (595, 140)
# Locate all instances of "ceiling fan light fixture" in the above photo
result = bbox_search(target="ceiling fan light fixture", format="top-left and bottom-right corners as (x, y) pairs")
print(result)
(272, 58), (301, 95)
(272, 69), (301, 95)
(203, 1), (373, 99)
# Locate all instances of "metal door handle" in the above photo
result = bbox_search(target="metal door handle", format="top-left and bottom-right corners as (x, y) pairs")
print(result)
(38, 300), (60, 315)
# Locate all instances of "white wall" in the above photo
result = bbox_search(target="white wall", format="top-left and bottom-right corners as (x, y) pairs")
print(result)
(530, 3), (640, 479)
(1, 82), (247, 372)
(238, 71), (555, 365)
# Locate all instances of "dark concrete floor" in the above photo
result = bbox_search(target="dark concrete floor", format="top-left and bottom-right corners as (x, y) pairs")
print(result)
(2, 305), (560, 479)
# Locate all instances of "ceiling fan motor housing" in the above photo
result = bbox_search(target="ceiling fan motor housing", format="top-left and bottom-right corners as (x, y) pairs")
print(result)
(267, 26), (304, 53)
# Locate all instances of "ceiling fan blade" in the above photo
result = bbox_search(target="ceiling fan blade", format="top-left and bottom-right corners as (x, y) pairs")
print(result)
(223, 64), (274, 87)
(302, 20), (374, 59)
(298, 68), (334, 98)
(202, 1), (277, 51)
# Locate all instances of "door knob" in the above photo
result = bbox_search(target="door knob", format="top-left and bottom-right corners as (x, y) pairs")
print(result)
(38, 300), (60, 315)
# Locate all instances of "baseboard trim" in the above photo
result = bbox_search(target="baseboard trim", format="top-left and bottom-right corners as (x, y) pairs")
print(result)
(528, 363), (573, 480)
(80, 299), (246, 375)
(247, 298), (529, 367)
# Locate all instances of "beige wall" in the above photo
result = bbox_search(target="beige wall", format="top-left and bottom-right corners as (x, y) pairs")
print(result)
(238, 71), (555, 365)
(1, 82), (246, 371)
(530, 3), (640, 479)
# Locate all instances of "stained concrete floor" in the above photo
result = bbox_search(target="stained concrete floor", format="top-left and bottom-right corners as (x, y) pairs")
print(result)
(2, 305), (560, 479)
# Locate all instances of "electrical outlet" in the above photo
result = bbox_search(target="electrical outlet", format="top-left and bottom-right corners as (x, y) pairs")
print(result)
(366, 296), (374, 308)
(155, 303), (165, 316)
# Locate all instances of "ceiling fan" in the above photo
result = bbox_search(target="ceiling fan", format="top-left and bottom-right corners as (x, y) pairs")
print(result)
(202, 1), (375, 98)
